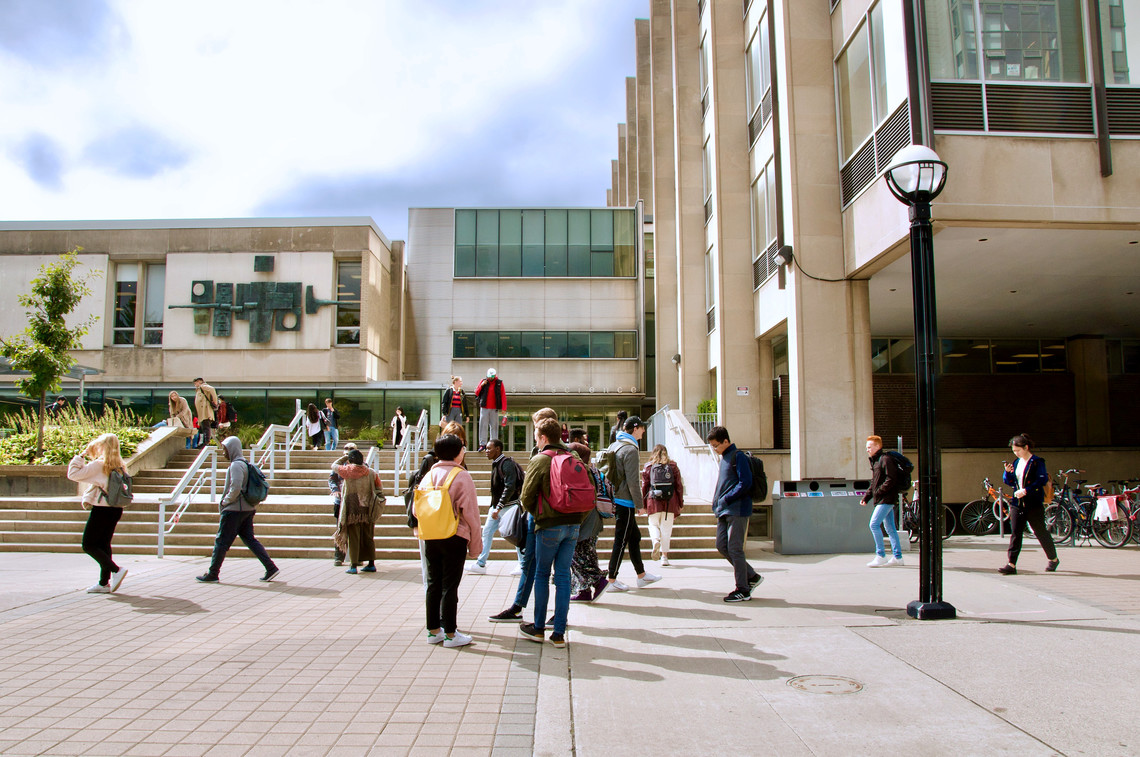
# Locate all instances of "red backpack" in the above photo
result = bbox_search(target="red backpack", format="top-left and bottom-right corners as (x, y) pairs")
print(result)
(540, 449), (596, 514)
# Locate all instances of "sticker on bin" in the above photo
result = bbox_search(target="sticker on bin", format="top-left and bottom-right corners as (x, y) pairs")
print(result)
(806, 492), (824, 497)
(783, 492), (800, 497)
(854, 490), (868, 497)
(830, 491), (848, 496)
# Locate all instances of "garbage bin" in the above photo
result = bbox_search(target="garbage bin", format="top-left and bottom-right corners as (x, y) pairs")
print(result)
(771, 478), (872, 555)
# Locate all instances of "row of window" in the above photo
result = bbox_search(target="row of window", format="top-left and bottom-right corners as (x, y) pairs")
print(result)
(453, 331), (638, 360)
(837, 0), (910, 163)
(454, 209), (637, 278)
(873, 338), (1069, 374)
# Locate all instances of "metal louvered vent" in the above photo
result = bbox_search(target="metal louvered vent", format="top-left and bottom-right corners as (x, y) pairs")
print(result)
(753, 239), (780, 289)
(985, 85), (1093, 134)
(840, 139), (876, 207)
(1106, 88), (1140, 135)
(875, 105), (911, 171)
(704, 197), (713, 223)
(706, 308), (715, 333)
(931, 82), (984, 130)
(748, 90), (773, 146)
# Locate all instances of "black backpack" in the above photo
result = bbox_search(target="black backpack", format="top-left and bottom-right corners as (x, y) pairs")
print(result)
(648, 463), (675, 500)
(740, 451), (768, 502)
(885, 450), (914, 493)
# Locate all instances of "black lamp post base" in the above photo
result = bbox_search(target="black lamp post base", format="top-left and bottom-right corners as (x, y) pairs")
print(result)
(906, 600), (957, 620)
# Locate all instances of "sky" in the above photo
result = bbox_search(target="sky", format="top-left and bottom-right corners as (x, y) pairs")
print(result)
(0, 0), (649, 241)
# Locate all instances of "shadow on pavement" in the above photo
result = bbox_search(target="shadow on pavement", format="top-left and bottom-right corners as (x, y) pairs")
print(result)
(108, 594), (208, 615)
(234, 583), (341, 597)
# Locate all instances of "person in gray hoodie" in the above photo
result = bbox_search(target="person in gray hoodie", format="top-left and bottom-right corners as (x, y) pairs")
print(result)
(196, 436), (279, 583)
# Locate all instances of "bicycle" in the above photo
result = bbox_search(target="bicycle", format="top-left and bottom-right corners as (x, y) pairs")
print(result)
(1106, 479), (1140, 545)
(1043, 469), (1131, 548)
(899, 483), (954, 542)
(959, 477), (1011, 536)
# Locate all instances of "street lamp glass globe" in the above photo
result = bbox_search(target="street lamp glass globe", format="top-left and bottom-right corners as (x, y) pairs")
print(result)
(885, 144), (947, 203)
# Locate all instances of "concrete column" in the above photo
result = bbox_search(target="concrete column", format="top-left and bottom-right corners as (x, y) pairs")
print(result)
(1068, 337), (1111, 445)
(617, 124), (628, 206)
(625, 77), (638, 205)
(635, 19), (654, 215)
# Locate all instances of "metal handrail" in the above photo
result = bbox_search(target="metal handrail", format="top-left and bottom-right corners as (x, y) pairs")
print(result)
(646, 404), (670, 449)
(250, 402), (305, 478)
(158, 445), (218, 558)
(394, 409), (429, 492)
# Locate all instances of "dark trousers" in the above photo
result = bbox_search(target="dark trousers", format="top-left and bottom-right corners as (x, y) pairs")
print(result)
(83, 506), (123, 585)
(198, 419), (213, 447)
(607, 505), (644, 580)
(208, 510), (276, 576)
(332, 500), (345, 562)
(1007, 503), (1057, 565)
(716, 515), (760, 592)
(424, 535), (468, 634)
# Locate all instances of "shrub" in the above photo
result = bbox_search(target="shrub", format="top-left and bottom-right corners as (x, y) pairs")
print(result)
(354, 424), (388, 446)
(0, 406), (151, 465)
(697, 397), (717, 415)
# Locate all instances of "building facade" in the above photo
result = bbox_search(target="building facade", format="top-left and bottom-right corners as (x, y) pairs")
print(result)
(613, 0), (1140, 489)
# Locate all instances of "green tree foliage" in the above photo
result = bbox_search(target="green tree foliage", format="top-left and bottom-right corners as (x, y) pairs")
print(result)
(0, 249), (99, 459)
(697, 397), (717, 415)
(0, 406), (149, 465)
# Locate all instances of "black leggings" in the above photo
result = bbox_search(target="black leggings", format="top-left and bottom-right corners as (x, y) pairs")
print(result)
(1007, 503), (1057, 565)
(83, 506), (123, 585)
(607, 505), (644, 580)
(424, 535), (468, 634)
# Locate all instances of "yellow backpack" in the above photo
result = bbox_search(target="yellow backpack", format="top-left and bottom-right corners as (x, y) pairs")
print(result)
(414, 466), (462, 540)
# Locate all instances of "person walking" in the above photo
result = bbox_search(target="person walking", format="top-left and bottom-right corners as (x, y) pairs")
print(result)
(475, 368), (507, 451)
(706, 426), (763, 602)
(196, 437), (279, 584)
(859, 435), (905, 568)
(567, 440), (608, 602)
(642, 444), (684, 566)
(467, 438), (524, 574)
(390, 406), (408, 446)
(609, 410), (628, 445)
(517, 418), (589, 648)
(304, 403), (325, 450)
(322, 398), (340, 451)
(441, 376), (468, 426)
(332, 448), (381, 574)
(603, 416), (661, 594)
(193, 378), (218, 447)
(420, 434), (481, 648)
(999, 433), (1060, 575)
(67, 433), (129, 594)
(328, 442), (358, 566)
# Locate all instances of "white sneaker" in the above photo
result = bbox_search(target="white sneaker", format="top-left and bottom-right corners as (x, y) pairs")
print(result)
(426, 632), (446, 645)
(465, 563), (487, 575)
(610, 580), (630, 592)
(867, 555), (890, 567)
(443, 631), (472, 648)
(637, 573), (662, 588)
(886, 556), (905, 567)
(86, 583), (110, 594)
(109, 568), (127, 593)
(660, 556), (670, 566)
(509, 565), (523, 576)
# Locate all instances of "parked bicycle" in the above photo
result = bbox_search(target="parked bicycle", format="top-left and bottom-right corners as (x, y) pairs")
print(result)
(1106, 479), (1140, 545)
(900, 482), (954, 542)
(1044, 469), (1131, 548)
(959, 477), (1011, 536)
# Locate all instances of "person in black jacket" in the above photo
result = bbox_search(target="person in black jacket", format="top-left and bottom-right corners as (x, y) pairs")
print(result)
(998, 433), (1059, 575)
(441, 376), (469, 426)
(466, 438), (524, 574)
(859, 435), (904, 568)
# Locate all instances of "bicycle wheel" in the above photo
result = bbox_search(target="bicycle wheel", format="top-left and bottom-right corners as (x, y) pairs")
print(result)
(1044, 504), (1072, 543)
(1092, 506), (1131, 548)
(960, 499), (997, 535)
(942, 506), (955, 540)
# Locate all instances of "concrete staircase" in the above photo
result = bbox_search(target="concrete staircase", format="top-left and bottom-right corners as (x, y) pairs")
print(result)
(0, 446), (721, 560)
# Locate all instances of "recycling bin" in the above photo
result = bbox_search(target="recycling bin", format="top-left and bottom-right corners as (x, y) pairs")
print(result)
(770, 478), (874, 555)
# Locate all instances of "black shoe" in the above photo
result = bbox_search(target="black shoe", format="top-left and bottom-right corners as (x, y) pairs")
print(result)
(260, 568), (280, 582)
(196, 573), (219, 583)
(489, 606), (523, 623)
(518, 622), (545, 642)
(549, 632), (567, 648)
(748, 574), (764, 591)
(723, 589), (751, 603)
(998, 564), (1017, 575)
(1046, 559), (1060, 573)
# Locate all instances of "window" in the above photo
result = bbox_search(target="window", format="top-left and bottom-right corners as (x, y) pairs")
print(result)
(746, 19), (772, 116)
(699, 33), (711, 110)
(702, 138), (713, 202)
(870, 0), (908, 119)
(1107, 339), (1140, 373)
(143, 264), (165, 346)
(837, 22), (874, 161)
(452, 331), (638, 359)
(751, 158), (777, 262)
(870, 338), (916, 373)
(336, 262), (361, 345)
(113, 263), (138, 345)
(705, 247), (715, 333)
(1102, 0), (1140, 85)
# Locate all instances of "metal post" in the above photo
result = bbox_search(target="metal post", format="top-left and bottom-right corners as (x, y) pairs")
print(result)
(210, 449), (217, 502)
(906, 201), (956, 620)
(158, 499), (165, 558)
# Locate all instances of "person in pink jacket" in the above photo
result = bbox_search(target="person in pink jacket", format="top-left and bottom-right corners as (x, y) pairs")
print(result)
(67, 433), (129, 594)
(421, 434), (482, 648)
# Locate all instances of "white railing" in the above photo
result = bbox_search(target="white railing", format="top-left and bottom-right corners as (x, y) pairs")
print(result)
(646, 404), (671, 449)
(684, 411), (718, 444)
(662, 408), (719, 503)
(158, 445), (219, 558)
(250, 401), (305, 478)
(394, 409), (429, 493)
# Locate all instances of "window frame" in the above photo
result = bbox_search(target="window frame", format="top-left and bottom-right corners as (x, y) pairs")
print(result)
(335, 261), (362, 347)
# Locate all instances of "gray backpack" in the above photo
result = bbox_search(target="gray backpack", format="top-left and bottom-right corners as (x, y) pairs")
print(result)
(103, 469), (134, 508)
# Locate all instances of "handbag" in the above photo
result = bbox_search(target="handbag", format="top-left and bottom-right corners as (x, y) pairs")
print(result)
(578, 507), (602, 542)
(497, 502), (526, 547)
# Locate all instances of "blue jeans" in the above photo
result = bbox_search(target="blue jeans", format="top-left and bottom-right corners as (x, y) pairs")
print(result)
(870, 504), (902, 559)
(512, 514), (537, 609)
(477, 507), (524, 567)
(324, 428), (339, 450)
(533, 523), (580, 635)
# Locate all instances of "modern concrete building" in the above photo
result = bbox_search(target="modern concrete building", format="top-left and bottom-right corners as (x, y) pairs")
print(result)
(612, 0), (1140, 498)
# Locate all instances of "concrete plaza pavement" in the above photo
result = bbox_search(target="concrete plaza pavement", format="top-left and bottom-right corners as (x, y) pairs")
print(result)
(0, 535), (1137, 756)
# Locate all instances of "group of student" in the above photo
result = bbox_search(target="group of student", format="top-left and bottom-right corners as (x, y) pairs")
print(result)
(162, 378), (236, 449)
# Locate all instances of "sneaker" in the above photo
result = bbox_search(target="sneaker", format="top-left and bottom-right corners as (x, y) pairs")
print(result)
(465, 562), (487, 575)
(509, 565), (523, 576)
(1046, 558), (1060, 572)
(609, 580), (630, 592)
(195, 573), (219, 583)
(867, 555), (890, 567)
(518, 623), (545, 643)
(723, 589), (752, 603)
(361, 565), (376, 573)
(886, 556), (904, 567)
(637, 572), (661, 588)
(443, 631), (473, 648)
(998, 564), (1017, 575)
(109, 568), (127, 593)
(570, 589), (592, 602)
(651, 543), (662, 561)
(86, 583), (110, 594)
(426, 631), (446, 645)
(489, 606), (523, 623)
(591, 577), (609, 601)
(660, 556), (670, 567)
(333, 559), (343, 567)
(261, 568), (280, 582)
(748, 574), (764, 591)
(549, 632), (567, 648)
(345, 567), (358, 574)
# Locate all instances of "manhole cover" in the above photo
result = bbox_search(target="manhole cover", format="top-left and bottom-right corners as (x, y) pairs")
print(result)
(786, 675), (864, 694)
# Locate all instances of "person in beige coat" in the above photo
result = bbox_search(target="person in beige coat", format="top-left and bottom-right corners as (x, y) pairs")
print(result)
(193, 378), (218, 448)
(67, 433), (129, 594)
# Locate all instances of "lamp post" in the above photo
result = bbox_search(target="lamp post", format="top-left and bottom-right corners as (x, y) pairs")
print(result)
(884, 144), (955, 621)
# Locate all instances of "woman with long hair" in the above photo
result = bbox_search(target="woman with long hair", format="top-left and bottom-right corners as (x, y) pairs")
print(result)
(168, 391), (193, 448)
(67, 433), (129, 594)
(390, 406), (408, 446)
(333, 448), (383, 574)
(641, 444), (684, 566)
(999, 433), (1059, 575)
(568, 442), (608, 601)
(304, 402), (325, 450)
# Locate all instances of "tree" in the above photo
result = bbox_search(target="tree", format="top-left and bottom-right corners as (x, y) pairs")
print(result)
(1, 249), (99, 460)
